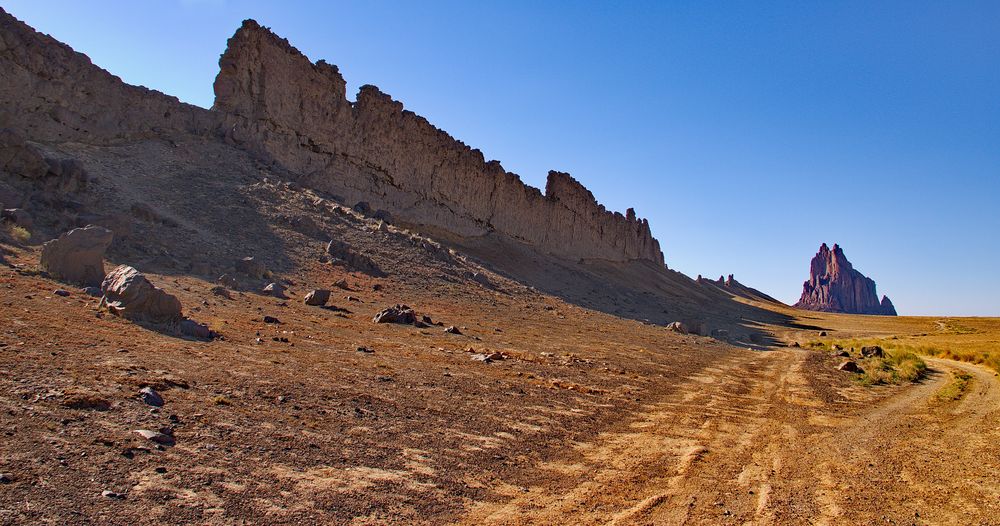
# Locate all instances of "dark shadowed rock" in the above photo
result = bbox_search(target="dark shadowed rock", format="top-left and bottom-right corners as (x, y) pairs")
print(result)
(100, 265), (182, 324)
(666, 321), (687, 334)
(40, 226), (113, 286)
(837, 360), (863, 373)
(795, 243), (897, 316)
(139, 387), (163, 407)
(861, 345), (885, 358)
(180, 319), (212, 339)
(235, 256), (267, 279)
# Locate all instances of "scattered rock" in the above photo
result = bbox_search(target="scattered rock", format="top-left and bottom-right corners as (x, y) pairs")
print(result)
(101, 490), (125, 500)
(666, 321), (688, 334)
(262, 282), (287, 298)
(834, 350), (850, 357)
(445, 326), (462, 335)
(327, 239), (382, 275)
(356, 346), (374, 353)
(217, 274), (239, 289)
(373, 304), (416, 325)
(861, 345), (885, 358)
(819, 331), (827, 337)
(138, 387), (163, 407)
(210, 285), (232, 299)
(466, 271), (492, 288)
(39, 225), (113, 286)
(837, 360), (863, 373)
(53, 289), (70, 297)
(352, 201), (371, 215)
(471, 351), (506, 363)
(62, 391), (111, 411)
(371, 283), (382, 291)
(100, 265), (182, 324)
(0, 473), (12, 484)
(790, 342), (800, 348)
(263, 315), (281, 324)
(80, 286), (101, 297)
(1, 208), (32, 228)
(304, 289), (330, 306)
(334, 278), (350, 290)
(373, 209), (392, 223)
(134, 429), (175, 446)
(179, 319), (212, 339)
(235, 256), (267, 279)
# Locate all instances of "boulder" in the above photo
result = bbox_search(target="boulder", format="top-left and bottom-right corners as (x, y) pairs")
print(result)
(372, 209), (392, 223)
(179, 319), (212, 339)
(1, 208), (32, 228)
(666, 321), (687, 334)
(352, 201), (371, 215)
(100, 265), (182, 324)
(262, 282), (287, 298)
(304, 289), (330, 306)
(373, 304), (416, 325)
(235, 256), (267, 279)
(39, 225), (113, 286)
(837, 360), (863, 373)
(861, 345), (885, 358)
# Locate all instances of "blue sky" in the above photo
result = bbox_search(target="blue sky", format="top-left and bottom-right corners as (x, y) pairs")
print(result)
(6, 1), (999, 315)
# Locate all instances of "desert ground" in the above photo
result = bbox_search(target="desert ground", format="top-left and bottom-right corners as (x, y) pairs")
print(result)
(2, 7), (999, 525)
(2, 139), (998, 524)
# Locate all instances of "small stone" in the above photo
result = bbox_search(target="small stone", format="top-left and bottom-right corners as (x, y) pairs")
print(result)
(134, 429), (175, 446)
(102, 490), (125, 500)
(666, 321), (688, 334)
(53, 289), (70, 297)
(0, 473), (13, 484)
(356, 346), (373, 353)
(263, 315), (280, 324)
(444, 326), (462, 335)
(139, 387), (163, 407)
(154, 467), (167, 474)
(80, 286), (102, 297)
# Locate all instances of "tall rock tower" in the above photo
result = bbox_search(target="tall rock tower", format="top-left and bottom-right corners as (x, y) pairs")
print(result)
(794, 243), (897, 316)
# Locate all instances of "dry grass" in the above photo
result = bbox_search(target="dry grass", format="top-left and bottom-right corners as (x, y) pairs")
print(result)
(3, 223), (31, 243)
(936, 371), (974, 402)
(805, 324), (1000, 374)
(807, 340), (927, 385)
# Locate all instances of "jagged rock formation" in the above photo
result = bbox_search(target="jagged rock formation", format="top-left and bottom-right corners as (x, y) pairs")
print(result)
(795, 243), (896, 316)
(212, 20), (663, 265)
(0, 8), (663, 265)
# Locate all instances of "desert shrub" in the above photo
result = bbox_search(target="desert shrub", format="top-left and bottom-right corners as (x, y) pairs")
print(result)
(3, 223), (30, 243)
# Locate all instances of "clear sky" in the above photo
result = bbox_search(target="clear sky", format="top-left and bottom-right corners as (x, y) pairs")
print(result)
(6, 1), (999, 316)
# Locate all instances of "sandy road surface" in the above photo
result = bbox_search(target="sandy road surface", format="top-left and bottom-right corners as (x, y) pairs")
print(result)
(460, 350), (1000, 525)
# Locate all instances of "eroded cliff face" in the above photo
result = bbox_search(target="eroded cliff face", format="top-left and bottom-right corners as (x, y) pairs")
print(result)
(795, 243), (896, 316)
(213, 20), (664, 265)
(0, 10), (665, 266)
(0, 8), (215, 143)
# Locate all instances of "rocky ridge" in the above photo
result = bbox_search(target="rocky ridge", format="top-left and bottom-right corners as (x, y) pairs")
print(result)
(0, 8), (663, 266)
(212, 20), (664, 265)
(794, 243), (896, 316)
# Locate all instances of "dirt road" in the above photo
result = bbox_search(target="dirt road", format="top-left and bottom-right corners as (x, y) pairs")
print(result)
(460, 349), (1000, 525)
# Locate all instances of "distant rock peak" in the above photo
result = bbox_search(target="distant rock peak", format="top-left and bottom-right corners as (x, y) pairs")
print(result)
(794, 243), (896, 316)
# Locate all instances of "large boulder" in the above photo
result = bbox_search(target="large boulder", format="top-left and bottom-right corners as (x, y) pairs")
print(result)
(373, 304), (416, 325)
(304, 289), (330, 306)
(39, 225), (113, 286)
(100, 265), (182, 323)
